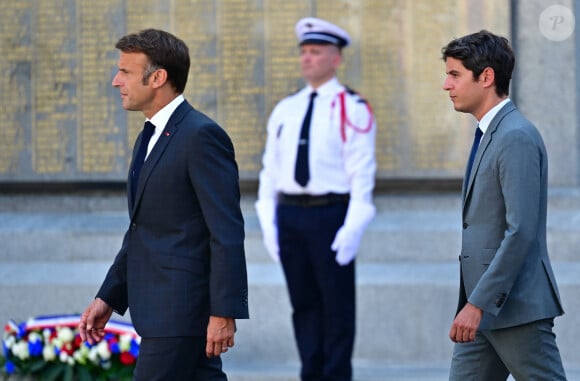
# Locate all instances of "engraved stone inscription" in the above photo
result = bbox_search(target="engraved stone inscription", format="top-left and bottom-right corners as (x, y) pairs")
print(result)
(0, 0), (508, 182)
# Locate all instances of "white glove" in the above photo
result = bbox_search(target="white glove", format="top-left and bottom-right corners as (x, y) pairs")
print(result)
(331, 227), (362, 265)
(331, 201), (375, 266)
(255, 199), (280, 262)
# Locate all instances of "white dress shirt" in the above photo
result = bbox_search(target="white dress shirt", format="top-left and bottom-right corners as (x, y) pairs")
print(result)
(144, 94), (185, 159)
(478, 98), (511, 135)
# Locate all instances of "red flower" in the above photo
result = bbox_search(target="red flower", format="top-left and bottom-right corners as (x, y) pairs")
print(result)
(74, 335), (83, 349)
(62, 343), (75, 356)
(119, 352), (136, 365)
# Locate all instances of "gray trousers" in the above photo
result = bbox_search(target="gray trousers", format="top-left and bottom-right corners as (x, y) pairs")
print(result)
(449, 318), (566, 381)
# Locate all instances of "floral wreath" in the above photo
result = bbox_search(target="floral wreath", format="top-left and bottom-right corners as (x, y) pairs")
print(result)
(1, 314), (140, 381)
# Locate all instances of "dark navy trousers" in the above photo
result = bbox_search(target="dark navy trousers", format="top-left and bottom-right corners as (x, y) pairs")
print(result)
(277, 201), (355, 381)
(133, 336), (225, 381)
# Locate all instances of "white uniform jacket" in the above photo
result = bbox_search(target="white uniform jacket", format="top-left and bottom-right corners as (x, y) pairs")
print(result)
(256, 77), (377, 262)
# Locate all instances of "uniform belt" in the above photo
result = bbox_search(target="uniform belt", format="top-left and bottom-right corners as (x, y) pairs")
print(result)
(277, 192), (350, 207)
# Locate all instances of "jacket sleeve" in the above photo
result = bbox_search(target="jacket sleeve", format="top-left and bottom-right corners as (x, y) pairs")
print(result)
(96, 230), (130, 315)
(187, 122), (249, 319)
(341, 96), (377, 233)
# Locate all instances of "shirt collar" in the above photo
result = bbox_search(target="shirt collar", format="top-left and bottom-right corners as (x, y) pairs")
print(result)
(478, 98), (510, 134)
(147, 94), (185, 130)
(307, 77), (341, 97)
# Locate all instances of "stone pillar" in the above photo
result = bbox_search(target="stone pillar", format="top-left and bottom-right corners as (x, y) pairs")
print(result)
(512, 0), (578, 186)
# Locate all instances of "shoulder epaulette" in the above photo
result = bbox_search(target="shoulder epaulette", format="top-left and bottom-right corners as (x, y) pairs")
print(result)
(344, 85), (368, 104)
(344, 85), (357, 95)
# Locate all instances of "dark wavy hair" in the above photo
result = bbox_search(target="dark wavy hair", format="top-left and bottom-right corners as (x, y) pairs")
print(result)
(441, 30), (514, 97)
(116, 29), (190, 93)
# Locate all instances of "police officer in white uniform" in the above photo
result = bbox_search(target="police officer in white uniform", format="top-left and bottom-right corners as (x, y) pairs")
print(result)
(255, 17), (376, 381)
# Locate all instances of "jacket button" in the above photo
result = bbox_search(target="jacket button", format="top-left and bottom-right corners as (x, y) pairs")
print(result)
(131, 223), (137, 230)
(463, 222), (468, 229)
(495, 293), (506, 307)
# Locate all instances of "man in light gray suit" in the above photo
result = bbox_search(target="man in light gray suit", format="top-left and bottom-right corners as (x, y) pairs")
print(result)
(442, 30), (567, 380)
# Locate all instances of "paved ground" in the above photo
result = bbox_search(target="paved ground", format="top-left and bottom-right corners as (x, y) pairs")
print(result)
(2, 191), (580, 380)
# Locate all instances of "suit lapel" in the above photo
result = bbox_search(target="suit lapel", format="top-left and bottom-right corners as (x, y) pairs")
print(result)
(462, 101), (516, 211)
(131, 101), (192, 218)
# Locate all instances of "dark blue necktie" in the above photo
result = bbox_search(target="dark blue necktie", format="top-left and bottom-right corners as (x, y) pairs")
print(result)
(295, 92), (317, 187)
(132, 121), (155, 203)
(465, 126), (483, 190)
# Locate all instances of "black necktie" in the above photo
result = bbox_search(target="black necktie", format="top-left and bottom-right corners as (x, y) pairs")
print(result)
(295, 92), (317, 187)
(465, 126), (483, 190)
(132, 121), (155, 203)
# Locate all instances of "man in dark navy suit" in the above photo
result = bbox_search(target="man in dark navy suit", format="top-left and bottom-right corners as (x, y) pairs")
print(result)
(79, 29), (249, 381)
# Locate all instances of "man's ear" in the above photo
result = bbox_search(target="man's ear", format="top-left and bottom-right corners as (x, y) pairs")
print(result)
(480, 67), (495, 88)
(151, 68), (168, 89)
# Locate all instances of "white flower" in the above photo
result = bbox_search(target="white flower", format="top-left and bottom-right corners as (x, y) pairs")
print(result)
(28, 331), (42, 344)
(119, 334), (133, 352)
(59, 351), (70, 363)
(12, 341), (29, 360)
(73, 349), (87, 365)
(42, 328), (52, 342)
(79, 344), (90, 358)
(3, 335), (15, 349)
(42, 344), (57, 361)
(57, 327), (74, 343)
(88, 346), (99, 364)
(52, 338), (63, 349)
(96, 340), (111, 360)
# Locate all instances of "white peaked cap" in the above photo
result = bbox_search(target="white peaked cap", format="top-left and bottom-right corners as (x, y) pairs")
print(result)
(295, 17), (350, 48)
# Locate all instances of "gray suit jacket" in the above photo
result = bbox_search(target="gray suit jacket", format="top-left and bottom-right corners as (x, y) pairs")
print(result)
(458, 101), (564, 330)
